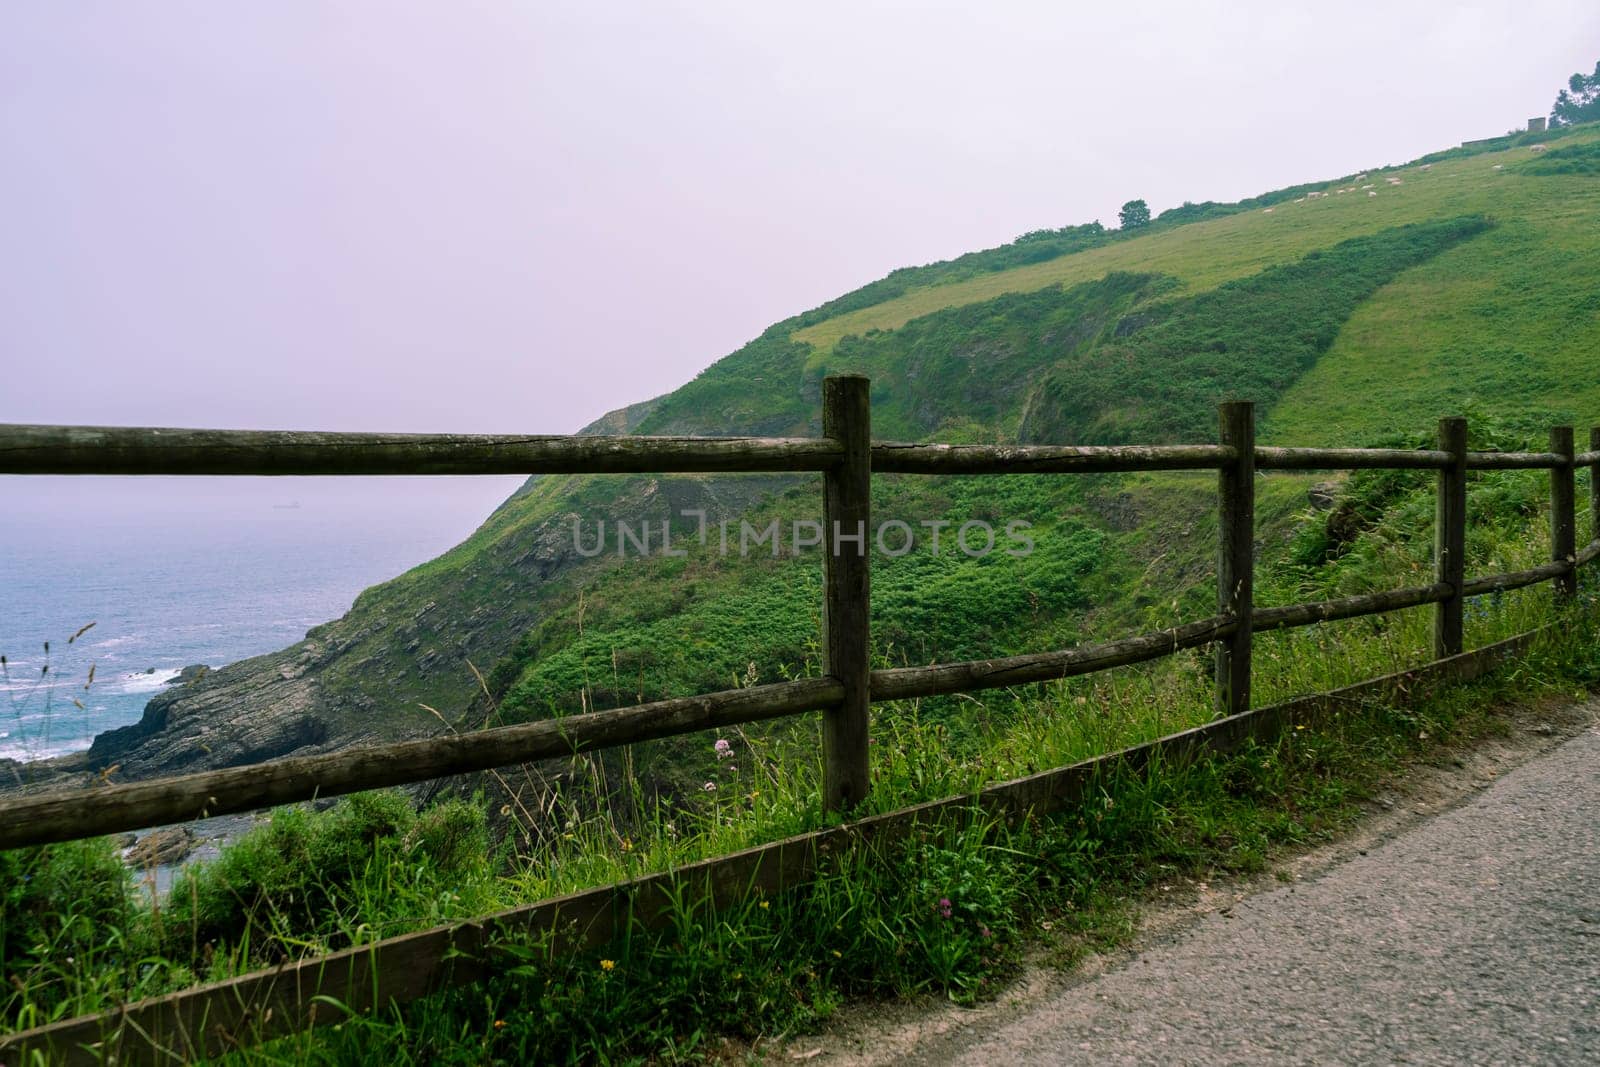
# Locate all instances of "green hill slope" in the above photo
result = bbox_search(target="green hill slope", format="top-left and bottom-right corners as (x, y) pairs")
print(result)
(62, 122), (1600, 790)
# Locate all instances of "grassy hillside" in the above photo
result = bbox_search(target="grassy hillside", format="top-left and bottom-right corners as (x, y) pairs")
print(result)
(68, 122), (1600, 793)
(791, 127), (1600, 375)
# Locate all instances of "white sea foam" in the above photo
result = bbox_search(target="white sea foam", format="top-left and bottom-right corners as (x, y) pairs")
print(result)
(90, 634), (140, 649)
(110, 668), (182, 694)
(0, 735), (85, 762)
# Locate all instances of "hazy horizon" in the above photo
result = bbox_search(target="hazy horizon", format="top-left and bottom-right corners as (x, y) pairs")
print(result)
(4, 2), (1599, 518)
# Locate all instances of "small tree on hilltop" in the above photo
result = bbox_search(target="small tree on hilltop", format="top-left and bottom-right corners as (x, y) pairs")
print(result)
(1119, 199), (1151, 230)
(1551, 59), (1600, 127)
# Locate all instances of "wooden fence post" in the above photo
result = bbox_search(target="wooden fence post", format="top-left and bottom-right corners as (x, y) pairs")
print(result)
(1434, 417), (1468, 658)
(1216, 401), (1254, 718)
(1551, 425), (1576, 599)
(821, 375), (872, 810)
(1591, 427), (1600, 547)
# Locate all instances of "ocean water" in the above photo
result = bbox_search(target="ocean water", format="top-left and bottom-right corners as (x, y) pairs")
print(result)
(1, 478), (518, 762)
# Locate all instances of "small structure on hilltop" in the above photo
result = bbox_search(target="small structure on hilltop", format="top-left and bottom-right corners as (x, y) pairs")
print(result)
(1529, 116), (1548, 133)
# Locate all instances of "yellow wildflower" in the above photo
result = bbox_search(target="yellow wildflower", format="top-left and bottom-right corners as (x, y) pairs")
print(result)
(600, 959), (616, 972)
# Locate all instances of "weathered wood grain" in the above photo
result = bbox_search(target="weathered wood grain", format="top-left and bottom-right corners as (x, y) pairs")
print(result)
(1551, 427), (1577, 598)
(1591, 429), (1600, 541)
(1217, 401), (1255, 717)
(0, 425), (844, 475)
(869, 614), (1237, 702)
(871, 442), (1233, 473)
(1254, 446), (1452, 470)
(1435, 417), (1469, 657)
(1464, 450), (1564, 470)
(1461, 559), (1573, 597)
(1253, 583), (1453, 633)
(821, 375), (873, 811)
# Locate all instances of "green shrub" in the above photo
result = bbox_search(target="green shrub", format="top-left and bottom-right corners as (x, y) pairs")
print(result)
(0, 837), (136, 1023)
(163, 791), (419, 955)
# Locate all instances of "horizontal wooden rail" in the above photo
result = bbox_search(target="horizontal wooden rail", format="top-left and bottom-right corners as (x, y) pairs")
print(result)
(1251, 582), (1453, 631)
(1464, 450), (1566, 470)
(870, 442), (1233, 474)
(0, 679), (843, 851)
(0, 425), (845, 476)
(8, 426), (1590, 480)
(868, 614), (1237, 701)
(1254, 447), (1452, 471)
(1461, 559), (1573, 597)
(0, 628), (1544, 1066)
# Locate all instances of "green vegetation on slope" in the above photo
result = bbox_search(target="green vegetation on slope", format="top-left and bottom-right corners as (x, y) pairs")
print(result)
(480, 219), (1484, 734)
(152, 123), (1600, 761)
(1017, 218), (1490, 444)
(5, 465), (1596, 1061)
(1268, 174), (1600, 444)
(791, 126), (1600, 360)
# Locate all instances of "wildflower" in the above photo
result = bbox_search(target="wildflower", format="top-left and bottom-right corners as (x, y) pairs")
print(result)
(600, 959), (615, 972)
(703, 781), (717, 792)
(759, 899), (770, 909)
(978, 924), (992, 939)
(726, 763), (738, 773)
(714, 738), (733, 759)
(493, 1019), (506, 1030)
(938, 897), (953, 920)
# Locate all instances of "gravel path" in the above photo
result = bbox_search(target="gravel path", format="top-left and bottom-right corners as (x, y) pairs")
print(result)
(931, 724), (1600, 1066)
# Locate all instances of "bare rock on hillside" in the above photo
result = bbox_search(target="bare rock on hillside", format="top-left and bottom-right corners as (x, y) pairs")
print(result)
(1308, 481), (1340, 511)
(126, 826), (195, 867)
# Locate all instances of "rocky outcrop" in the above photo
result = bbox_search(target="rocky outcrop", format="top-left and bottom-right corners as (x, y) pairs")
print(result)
(165, 664), (211, 685)
(125, 826), (195, 867)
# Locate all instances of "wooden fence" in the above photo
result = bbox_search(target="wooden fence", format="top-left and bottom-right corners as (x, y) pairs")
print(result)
(1, 377), (1596, 1061)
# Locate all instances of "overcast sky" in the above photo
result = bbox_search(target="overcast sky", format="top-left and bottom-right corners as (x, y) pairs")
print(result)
(3, 2), (1598, 518)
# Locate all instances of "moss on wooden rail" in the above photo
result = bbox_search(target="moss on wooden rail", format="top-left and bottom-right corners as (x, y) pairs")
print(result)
(871, 442), (1233, 474)
(1464, 450), (1566, 470)
(1254, 446), (1452, 470)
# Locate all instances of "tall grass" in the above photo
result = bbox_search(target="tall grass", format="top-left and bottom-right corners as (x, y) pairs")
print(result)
(3, 464), (1596, 1062)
